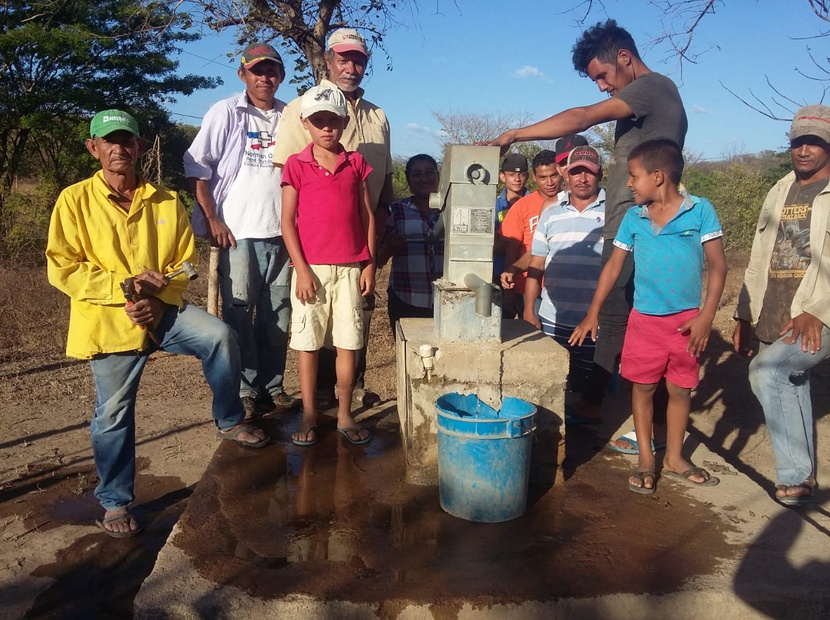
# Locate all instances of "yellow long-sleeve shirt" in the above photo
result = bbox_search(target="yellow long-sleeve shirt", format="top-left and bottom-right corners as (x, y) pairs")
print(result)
(46, 171), (196, 359)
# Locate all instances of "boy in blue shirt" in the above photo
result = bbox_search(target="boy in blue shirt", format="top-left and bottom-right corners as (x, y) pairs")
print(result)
(570, 139), (727, 495)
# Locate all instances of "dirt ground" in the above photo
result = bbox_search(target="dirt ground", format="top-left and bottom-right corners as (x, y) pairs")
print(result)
(0, 254), (828, 619)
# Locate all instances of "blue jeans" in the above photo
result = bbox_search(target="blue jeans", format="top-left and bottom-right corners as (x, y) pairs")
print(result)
(748, 327), (830, 487)
(88, 303), (245, 511)
(219, 238), (291, 399)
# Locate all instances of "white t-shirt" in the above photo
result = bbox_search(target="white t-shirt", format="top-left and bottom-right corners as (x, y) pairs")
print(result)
(222, 105), (283, 239)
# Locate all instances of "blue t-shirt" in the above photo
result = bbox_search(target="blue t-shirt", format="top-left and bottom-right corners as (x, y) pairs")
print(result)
(613, 194), (722, 316)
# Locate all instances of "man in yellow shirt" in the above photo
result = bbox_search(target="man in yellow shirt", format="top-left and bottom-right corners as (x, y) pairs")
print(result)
(46, 110), (269, 538)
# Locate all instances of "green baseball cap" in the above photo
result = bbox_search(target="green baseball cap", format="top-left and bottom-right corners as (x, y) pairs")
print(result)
(89, 109), (140, 138)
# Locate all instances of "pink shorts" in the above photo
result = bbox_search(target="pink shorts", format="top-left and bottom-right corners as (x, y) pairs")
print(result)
(620, 308), (701, 389)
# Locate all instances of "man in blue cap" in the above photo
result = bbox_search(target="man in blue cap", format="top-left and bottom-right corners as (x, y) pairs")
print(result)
(47, 109), (269, 538)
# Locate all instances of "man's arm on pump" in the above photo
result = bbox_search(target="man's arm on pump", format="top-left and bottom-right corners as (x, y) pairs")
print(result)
(486, 98), (634, 149)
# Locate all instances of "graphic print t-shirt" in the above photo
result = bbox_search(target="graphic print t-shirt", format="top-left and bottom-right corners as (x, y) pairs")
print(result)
(755, 178), (828, 342)
(222, 105), (283, 239)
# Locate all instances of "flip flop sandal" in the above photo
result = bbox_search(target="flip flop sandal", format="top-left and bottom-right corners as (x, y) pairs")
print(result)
(607, 429), (666, 455)
(95, 511), (143, 538)
(628, 470), (657, 495)
(336, 427), (371, 445)
(775, 483), (815, 507)
(662, 467), (719, 487)
(218, 423), (269, 448)
(292, 426), (318, 447)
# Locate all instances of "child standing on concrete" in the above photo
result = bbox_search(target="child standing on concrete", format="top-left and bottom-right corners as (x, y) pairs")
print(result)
(570, 139), (727, 495)
(281, 84), (376, 446)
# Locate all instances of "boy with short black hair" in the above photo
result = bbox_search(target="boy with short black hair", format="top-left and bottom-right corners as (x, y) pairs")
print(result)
(570, 138), (727, 495)
(280, 84), (376, 447)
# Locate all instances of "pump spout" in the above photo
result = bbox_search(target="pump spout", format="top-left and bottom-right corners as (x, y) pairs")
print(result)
(463, 273), (493, 317)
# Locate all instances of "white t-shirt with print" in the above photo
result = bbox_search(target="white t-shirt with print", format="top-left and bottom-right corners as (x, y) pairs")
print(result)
(222, 105), (283, 239)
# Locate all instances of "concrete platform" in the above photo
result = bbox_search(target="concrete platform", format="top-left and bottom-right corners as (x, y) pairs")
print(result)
(134, 381), (830, 619)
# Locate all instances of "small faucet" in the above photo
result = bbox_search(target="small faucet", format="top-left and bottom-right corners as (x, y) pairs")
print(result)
(419, 344), (435, 381)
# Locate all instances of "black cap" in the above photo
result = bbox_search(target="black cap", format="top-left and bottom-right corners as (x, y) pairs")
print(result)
(501, 153), (528, 173)
(554, 134), (589, 164)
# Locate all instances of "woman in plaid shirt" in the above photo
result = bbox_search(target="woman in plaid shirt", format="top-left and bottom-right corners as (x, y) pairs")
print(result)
(379, 154), (443, 335)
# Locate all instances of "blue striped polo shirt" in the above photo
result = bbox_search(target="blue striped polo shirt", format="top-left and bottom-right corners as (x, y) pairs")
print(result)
(613, 193), (723, 316)
(531, 189), (605, 328)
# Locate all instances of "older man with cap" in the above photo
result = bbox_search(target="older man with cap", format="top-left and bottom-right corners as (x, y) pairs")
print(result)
(273, 28), (393, 408)
(184, 42), (298, 419)
(733, 104), (830, 507)
(523, 145), (606, 417)
(47, 110), (268, 538)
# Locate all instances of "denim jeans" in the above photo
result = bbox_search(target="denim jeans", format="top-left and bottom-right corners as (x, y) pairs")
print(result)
(89, 302), (245, 511)
(748, 326), (830, 487)
(219, 237), (291, 399)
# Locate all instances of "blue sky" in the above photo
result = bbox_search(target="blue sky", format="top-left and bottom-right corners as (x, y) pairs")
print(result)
(170, 0), (828, 161)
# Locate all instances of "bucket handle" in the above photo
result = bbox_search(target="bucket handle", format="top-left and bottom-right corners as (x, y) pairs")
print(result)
(510, 421), (536, 439)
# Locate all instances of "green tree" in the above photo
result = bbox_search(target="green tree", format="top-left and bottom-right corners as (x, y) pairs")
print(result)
(0, 0), (219, 258)
(683, 160), (770, 250)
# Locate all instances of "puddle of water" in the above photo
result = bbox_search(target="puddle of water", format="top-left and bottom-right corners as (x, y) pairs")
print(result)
(174, 414), (740, 603)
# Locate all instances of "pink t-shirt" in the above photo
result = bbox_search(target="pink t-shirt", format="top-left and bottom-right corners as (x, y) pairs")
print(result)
(282, 143), (372, 265)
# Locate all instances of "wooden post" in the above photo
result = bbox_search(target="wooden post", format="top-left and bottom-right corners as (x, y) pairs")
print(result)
(208, 246), (220, 317)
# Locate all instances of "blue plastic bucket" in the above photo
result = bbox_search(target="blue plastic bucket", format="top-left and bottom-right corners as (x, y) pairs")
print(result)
(436, 393), (536, 523)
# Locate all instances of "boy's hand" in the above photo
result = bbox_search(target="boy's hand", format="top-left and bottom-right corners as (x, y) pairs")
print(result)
(569, 314), (599, 347)
(679, 313), (712, 357)
(500, 270), (516, 290)
(295, 269), (317, 304)
(360, 262), (375, 297)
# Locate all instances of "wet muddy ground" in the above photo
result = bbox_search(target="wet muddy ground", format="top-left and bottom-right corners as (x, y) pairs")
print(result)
(4, 260), (830, 618)
(169, 407), (738, 608)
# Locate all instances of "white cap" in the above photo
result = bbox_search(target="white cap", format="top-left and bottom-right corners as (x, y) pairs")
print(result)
(301, 84), (348, 118)
(326, 28), (368, 56)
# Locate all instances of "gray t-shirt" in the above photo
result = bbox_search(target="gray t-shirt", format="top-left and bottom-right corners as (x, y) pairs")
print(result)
(605, 72), (688, 239)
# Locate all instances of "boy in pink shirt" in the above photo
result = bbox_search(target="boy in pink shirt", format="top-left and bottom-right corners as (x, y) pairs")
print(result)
(281, 84), (376, 446)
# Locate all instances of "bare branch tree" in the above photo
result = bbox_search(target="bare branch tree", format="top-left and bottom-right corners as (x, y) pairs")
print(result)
(185, 0), (457, 89)
(810, 0), (830, 21)
(431, 109), (538, 147)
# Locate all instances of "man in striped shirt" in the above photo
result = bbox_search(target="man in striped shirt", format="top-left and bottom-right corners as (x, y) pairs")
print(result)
(523, 145), (606, 422)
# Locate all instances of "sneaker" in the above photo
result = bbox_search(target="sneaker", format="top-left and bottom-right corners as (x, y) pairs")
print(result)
(271, 391), (299, 413)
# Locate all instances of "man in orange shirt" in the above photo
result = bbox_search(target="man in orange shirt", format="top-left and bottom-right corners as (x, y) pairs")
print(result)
(499, 149), (563, 317)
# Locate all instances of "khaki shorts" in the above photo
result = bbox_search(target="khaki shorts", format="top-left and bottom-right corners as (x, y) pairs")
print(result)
(289, 263), (364, 351)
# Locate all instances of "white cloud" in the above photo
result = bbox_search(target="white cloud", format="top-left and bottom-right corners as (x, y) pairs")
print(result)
(513, 65), (543, 79)
(692, 104), (715, 115)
